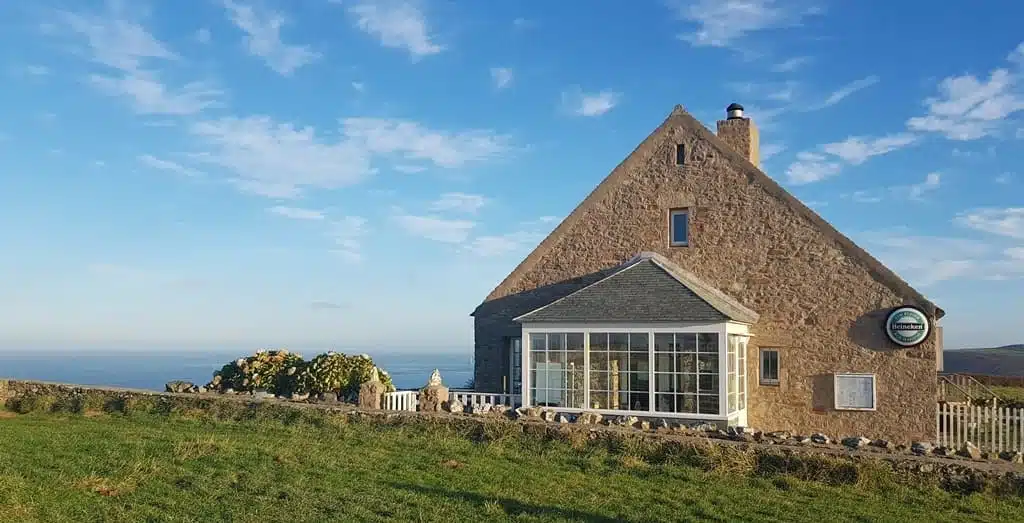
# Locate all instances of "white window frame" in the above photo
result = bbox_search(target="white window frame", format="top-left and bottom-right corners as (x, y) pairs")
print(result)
(669, 209), (689, 247)
(759, 348), (780, 386)
(520, 322), (751, 421)
(833, 373), (877, 411)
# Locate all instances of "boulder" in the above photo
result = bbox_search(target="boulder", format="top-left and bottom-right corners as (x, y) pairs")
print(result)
(555, 413), (571, 424)
(655, 419), (671, 430)
(841, 436), (872, 449)
(690, 422), (717, 432)
(357, 379), (386, 410)
(467, 402), (492, 415)
(490, 404), (510, 416)
(445, 400), (464, 414)
(639, 420), (651, 431)
(290, 392), (310, 402)
(911, 441), (934, 456)
(165, 381), (196, 394)
(766, 430), (791, 441)
(959, 441), (982, 460)
(810, 433), (831, 445)
(417, 385), (448, 413)
(576, 411), (603, 425)
(514, 406), (543, 419)
(540, 409), (558, 423)
(618, 416), (639, 428)
(871, 439), (895, 450)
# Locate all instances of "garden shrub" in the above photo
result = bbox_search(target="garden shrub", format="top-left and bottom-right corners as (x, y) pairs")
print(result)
(204, 349), (396, 400)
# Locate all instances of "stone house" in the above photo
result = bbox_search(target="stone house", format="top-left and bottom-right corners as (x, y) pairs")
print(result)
(471, 103), (944, 442)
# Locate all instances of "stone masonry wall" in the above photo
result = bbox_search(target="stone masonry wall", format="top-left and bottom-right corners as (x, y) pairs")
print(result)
(484, 114), (939, 443)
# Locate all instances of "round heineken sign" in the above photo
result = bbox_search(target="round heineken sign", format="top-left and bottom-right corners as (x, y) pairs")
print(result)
(884, 306), (930, 347)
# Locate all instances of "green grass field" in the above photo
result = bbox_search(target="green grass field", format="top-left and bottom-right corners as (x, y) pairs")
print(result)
(0, 411), (1021, 522)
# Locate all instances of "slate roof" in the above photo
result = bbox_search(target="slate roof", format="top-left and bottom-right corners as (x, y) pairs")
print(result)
(514, 252), (759, 324)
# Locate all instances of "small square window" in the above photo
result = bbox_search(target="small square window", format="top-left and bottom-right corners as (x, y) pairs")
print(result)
(670, 209), (689, 246)
(675, 144), (686, 165)
(760, 349), (779, 385)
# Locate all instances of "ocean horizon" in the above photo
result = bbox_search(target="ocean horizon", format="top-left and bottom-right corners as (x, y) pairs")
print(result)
(0, 349), (474, 392)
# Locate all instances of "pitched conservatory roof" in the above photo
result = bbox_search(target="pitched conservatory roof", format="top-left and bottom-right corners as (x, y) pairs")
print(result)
(513, 252), (759, 324)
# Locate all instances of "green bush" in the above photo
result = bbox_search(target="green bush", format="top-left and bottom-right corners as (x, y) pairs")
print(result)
(208, 349), (305, 394)
(306, 352), (395, 400)
(205, 349), (395, 399)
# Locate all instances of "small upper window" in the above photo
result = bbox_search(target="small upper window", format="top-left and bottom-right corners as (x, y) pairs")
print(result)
(675, 144), (686, 165)
(670, 209), (689, 246)
(760, 349), (779, 385)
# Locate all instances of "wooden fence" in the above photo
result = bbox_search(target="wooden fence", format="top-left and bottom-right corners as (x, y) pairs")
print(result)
(937, 402), (1024, 453)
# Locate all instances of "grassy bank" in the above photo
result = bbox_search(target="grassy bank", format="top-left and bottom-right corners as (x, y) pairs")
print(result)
(0, 410), (1021, 522)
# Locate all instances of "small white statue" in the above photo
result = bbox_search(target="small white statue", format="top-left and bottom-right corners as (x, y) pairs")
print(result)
(427, 368), (443, 387)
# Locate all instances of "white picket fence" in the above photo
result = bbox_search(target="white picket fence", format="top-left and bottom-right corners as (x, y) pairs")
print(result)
(381, 389), (521, 412)
(937, 402), (1024, 453)
(382, 390), (418, 411)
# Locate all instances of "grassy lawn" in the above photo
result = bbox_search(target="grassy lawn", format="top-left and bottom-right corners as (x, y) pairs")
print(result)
(0, 412), (1021, 522)
(992, 385), (1024, 404)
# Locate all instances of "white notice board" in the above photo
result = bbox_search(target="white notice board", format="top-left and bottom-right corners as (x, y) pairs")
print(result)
(834, 373), (876, 411)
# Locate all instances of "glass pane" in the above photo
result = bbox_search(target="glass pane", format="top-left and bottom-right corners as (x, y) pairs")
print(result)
(655, 373), (675, 392)
(590, 391), (609, 410)
(590, 351), (609, 372)
(672, 211), (688, 244)
(655, 393), (675, 413)
(738, 391), (746, 410)
(609, 352), (629, 374)
(655, 353), (674, 372)
(698, 354), (719, 373)
(629, 333), (649, 351)
(698, 394), (719, 414)
(628, 352), (648, 373)
(698, 374), (718, 393)
(654, 333), (674, 352)
(532, 351), (548, 363)
(590, 332), (608, 351)
(530, 333), (546, 351)
(677, 353), (697, 373)
(698, 333), (718, 353)
(678, 374), (697, 394)
(609, 333), (628, 351)
(547, 333), (564, 351)
(566, 350), (585, 367)
(678, 394), (697, 414)
(728, 392), (737, 412)
(589, 371), (609, 391)
(567, 333), (585, 351)
(628, 392), (649, 411)
(628, 371), (647, 392)
(679, 333), (697, 352)
(547, 350), (565, 364)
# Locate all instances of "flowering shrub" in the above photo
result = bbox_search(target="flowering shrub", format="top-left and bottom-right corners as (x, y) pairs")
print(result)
(205, 349), (395, 400)
(208, 349), (304, 394)
(306, 352), (395, 399)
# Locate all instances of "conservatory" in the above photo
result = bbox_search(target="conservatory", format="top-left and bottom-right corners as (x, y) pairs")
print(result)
(512, 253), (758, 427)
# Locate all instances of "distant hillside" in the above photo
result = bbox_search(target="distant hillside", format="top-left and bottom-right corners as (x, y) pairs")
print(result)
(943, 345), (1024, 377)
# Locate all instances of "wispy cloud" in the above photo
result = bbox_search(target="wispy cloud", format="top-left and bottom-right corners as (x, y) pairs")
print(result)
(907, 68), (1024, 140)
(856, 228), (1024, 285)
(562, 87), (620, 117)
(186, 116), (511, 198)
(669, 0), (820, 49)
(55, 2), (223, 116)
(955, 208), (1024, 240)
(490, 67), (513, 89)
(760, 143), (786, 160)
(137, 154), (202, 177)
(820, 133), (918, 165)
(348, 0), (443, 59)
(330, 216), (368, 262)
(195, 28), (212, 44)
(310, 300), (346, 310)
(786, 133), (918, 184)
(25, 65), (49, 76)
(805, 75), (879, 110)
(393, 214), (475, 243)
(842, 172), (941, 203)
(461, 215), (558, 257)
(429, 192), (489, 214)
(222, 0), (320, 75)
(770, 56), (811, 73)
(268, 206), (325, 220)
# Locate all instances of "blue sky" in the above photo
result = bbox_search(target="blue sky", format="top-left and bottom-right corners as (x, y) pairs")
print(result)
(0, 0), (1022, 353)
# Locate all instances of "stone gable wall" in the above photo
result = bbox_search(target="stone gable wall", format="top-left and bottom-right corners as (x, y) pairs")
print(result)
(483, 123), (939, 443)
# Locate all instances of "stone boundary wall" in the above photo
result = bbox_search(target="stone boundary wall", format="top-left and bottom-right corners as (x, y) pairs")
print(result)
(2, 379), (1024, 495)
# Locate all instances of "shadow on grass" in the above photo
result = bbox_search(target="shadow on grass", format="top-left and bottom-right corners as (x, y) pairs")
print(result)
(386, 482), (624, 522)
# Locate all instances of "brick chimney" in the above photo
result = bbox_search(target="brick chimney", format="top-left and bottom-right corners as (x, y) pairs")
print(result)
(716, 103), (760, 168)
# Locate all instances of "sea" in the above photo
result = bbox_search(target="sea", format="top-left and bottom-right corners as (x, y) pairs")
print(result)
(0, 349), (474, 392)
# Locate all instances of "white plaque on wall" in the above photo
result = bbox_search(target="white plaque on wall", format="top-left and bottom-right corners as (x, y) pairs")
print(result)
(834, 373), (876, 411)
